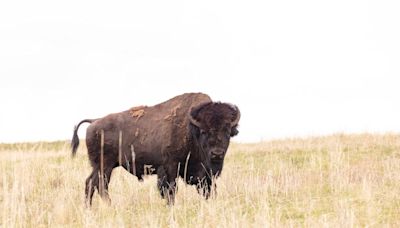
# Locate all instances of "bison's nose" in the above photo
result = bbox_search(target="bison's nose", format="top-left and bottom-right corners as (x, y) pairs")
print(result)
(211, 150), (224, 160)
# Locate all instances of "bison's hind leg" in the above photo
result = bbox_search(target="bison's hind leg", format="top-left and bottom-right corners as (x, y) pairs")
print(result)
(85, 167), (114, 206)
(85, 169), (97, 207)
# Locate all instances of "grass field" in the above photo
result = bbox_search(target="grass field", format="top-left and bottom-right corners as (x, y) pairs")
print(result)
(1, 134), (400, 227)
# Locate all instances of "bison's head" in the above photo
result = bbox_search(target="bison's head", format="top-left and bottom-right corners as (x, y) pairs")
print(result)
(189, 102), (240, 176)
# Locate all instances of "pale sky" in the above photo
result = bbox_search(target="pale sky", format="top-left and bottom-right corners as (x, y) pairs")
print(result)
(1, 0), (399, 143)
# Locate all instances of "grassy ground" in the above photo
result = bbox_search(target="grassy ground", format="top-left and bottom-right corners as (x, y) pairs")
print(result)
(1, 134), (400, 227)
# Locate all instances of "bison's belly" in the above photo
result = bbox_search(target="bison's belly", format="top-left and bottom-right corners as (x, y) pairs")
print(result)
(134, 148), (162, 168)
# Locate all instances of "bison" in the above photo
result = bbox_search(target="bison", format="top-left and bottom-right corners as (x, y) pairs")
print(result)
(71, 93), (240, 205)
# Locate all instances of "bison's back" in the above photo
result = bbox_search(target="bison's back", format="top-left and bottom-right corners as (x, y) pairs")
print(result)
(85, 93), (211, 167)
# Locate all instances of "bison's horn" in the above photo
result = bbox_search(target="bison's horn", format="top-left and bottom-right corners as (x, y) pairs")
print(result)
(189, 113), (202, 128)
(231, 106), (241, 127)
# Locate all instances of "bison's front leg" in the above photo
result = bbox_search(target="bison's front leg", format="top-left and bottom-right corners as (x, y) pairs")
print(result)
(157, 166), (168, 199)
(196, 176), (212, 199)
(157, 162), (178, 205)
(196, 176), (218, 199)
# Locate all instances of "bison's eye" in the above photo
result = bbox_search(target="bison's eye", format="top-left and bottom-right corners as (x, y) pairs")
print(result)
(200, 129), (207, 135)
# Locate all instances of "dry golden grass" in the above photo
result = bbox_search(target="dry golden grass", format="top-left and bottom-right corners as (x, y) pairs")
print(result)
(1, 134), (400, 227)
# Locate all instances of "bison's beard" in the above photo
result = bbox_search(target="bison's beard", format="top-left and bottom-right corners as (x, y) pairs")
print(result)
(210, 160), (224, 177)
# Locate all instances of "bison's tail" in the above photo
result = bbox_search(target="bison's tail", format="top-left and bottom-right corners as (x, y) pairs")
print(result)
(71, 119), (97, 157)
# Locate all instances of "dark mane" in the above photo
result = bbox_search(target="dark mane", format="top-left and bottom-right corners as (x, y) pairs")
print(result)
(190, 102), (239, 129)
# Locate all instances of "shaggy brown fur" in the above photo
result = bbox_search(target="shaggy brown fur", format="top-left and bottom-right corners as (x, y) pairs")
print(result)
(71, 93), (240, 205)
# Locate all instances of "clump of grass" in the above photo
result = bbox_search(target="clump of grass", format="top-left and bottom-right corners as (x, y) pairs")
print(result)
(1, 133), (400, 226)
(0, 140), (70, 152)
